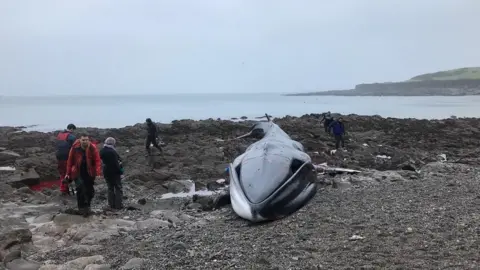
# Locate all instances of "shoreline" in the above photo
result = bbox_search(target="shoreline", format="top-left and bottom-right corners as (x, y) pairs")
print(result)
(1, 113), (474, 133)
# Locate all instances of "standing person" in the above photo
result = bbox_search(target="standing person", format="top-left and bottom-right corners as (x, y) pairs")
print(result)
(64, 134), (101, 217)
(319, 111), (333, 133)
(55, 123), (76, 195)
(145, 118), (163, 156)
(100, 137), (124, 210)
(328, 117), (346, 149)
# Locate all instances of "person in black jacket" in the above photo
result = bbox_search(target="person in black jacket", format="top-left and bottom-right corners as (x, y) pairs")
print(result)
(319, 111), (333, 133)
(100, 137), (124, 210)
(145, 118), (163, 156)
(55, 123), (76, 195)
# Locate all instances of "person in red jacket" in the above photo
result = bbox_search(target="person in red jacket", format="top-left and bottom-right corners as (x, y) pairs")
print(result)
(64, 133), (101, 216)
(55, 123), (76, 194)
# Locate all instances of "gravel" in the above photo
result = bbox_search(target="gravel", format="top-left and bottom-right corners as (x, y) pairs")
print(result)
(36, 162), (480, 270)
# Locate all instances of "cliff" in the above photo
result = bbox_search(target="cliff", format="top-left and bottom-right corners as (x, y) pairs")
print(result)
(287, 67), (480, 96)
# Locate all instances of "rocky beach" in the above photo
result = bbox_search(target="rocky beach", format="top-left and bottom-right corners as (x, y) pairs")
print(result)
(1, 114), (480, 269)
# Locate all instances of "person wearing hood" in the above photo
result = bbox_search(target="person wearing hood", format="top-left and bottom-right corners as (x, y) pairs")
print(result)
(145, 118), (163, 156)
(100, 137), (124, 210)
(320, 111), (333, 133)
(55, 123), (76, 195)
(328, 117), (346, 149)
(64, 133), (101, 216)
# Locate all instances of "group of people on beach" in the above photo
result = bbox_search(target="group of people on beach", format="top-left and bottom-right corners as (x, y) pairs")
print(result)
(54, 114), (343, 216)
(54, 118), (162, 216)
(319, 111), (346, 149)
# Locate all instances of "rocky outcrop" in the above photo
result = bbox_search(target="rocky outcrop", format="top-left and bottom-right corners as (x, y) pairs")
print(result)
(2, 115), (480, 190)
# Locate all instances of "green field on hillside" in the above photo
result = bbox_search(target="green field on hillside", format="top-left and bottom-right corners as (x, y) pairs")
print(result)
(409, 67), (480, 81)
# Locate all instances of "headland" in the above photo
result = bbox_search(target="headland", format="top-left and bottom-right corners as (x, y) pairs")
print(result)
(287, 67), (480, 96)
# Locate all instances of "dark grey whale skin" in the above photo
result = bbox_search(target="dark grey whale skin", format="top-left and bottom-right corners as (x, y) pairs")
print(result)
(228, 119), (317, 222)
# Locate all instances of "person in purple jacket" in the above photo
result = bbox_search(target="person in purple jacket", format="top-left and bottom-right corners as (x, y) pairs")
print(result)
(328, 117), (345, 149)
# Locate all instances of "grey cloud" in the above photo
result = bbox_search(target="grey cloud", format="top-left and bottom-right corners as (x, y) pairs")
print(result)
(1, 0), (479, 95)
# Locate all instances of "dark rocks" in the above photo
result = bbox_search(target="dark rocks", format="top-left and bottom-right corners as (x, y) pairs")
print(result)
(0, 227), (32, 264)
(1, 115), (479, 270)
(0, 150), (20, 165)
(3, 168), (40, 188)
(2, 250), (21, 264)
(3, 114), (480, 193)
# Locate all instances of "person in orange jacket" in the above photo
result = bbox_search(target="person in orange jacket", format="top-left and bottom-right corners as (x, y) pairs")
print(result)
(64, 133), (101, 216)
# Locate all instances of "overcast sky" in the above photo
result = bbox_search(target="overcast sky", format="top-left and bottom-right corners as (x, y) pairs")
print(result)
(1, 0), (479, 96)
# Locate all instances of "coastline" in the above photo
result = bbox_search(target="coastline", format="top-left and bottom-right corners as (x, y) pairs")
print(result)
(3, 95), (480, 130)
(1, 112), (476, 133)
(2, 113), (480, 183)
(286, 78), (480, 96)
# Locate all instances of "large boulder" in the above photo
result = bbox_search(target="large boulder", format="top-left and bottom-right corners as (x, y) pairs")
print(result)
(3, 168), (40, 188)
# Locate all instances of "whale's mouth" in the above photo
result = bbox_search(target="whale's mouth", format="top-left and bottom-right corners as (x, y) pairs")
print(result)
(230, 157), (317, 221)
(234, 158), (315, 204)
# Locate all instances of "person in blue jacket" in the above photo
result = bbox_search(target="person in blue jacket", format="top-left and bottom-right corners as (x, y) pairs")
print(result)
(328, 117), (345, 149)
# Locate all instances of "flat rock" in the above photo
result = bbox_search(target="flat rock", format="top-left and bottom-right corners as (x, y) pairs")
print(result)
(149, 210), (181, 224)
(31, 214), (54, 224)
(134, 218), (169, 230)
(53, 214), (88, 227)
(61, 255), (106, 270)
(39, 255), (107, 270)
(2, 250), (21, 263)
(102, 219), (136, 229)
(120, 258), (146, 270)
(64, 245), (102, 254)
(4, 168), (40, 188)
(5, 258), (40, 270)
(80, 230), (119, 245)
(84, 264), (111, 270)
(0, 228), (32, 250)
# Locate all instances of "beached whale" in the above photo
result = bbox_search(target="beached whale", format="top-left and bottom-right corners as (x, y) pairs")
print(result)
(228, 115), (317, 222)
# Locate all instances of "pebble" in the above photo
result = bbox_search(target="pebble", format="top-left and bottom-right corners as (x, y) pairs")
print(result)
(349, 235), (365, 241)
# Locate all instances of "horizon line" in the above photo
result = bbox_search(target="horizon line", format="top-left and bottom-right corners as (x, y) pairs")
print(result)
(0, 92), (298, 98)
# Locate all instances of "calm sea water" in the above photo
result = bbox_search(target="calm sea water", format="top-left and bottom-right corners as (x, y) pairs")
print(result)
(1, 94), (479, 131)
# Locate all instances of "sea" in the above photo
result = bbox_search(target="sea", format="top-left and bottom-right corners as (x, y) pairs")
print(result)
(1, 93), (480, 132)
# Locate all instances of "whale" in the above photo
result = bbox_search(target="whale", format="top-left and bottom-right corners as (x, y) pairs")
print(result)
(228, 114), (317, 222)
